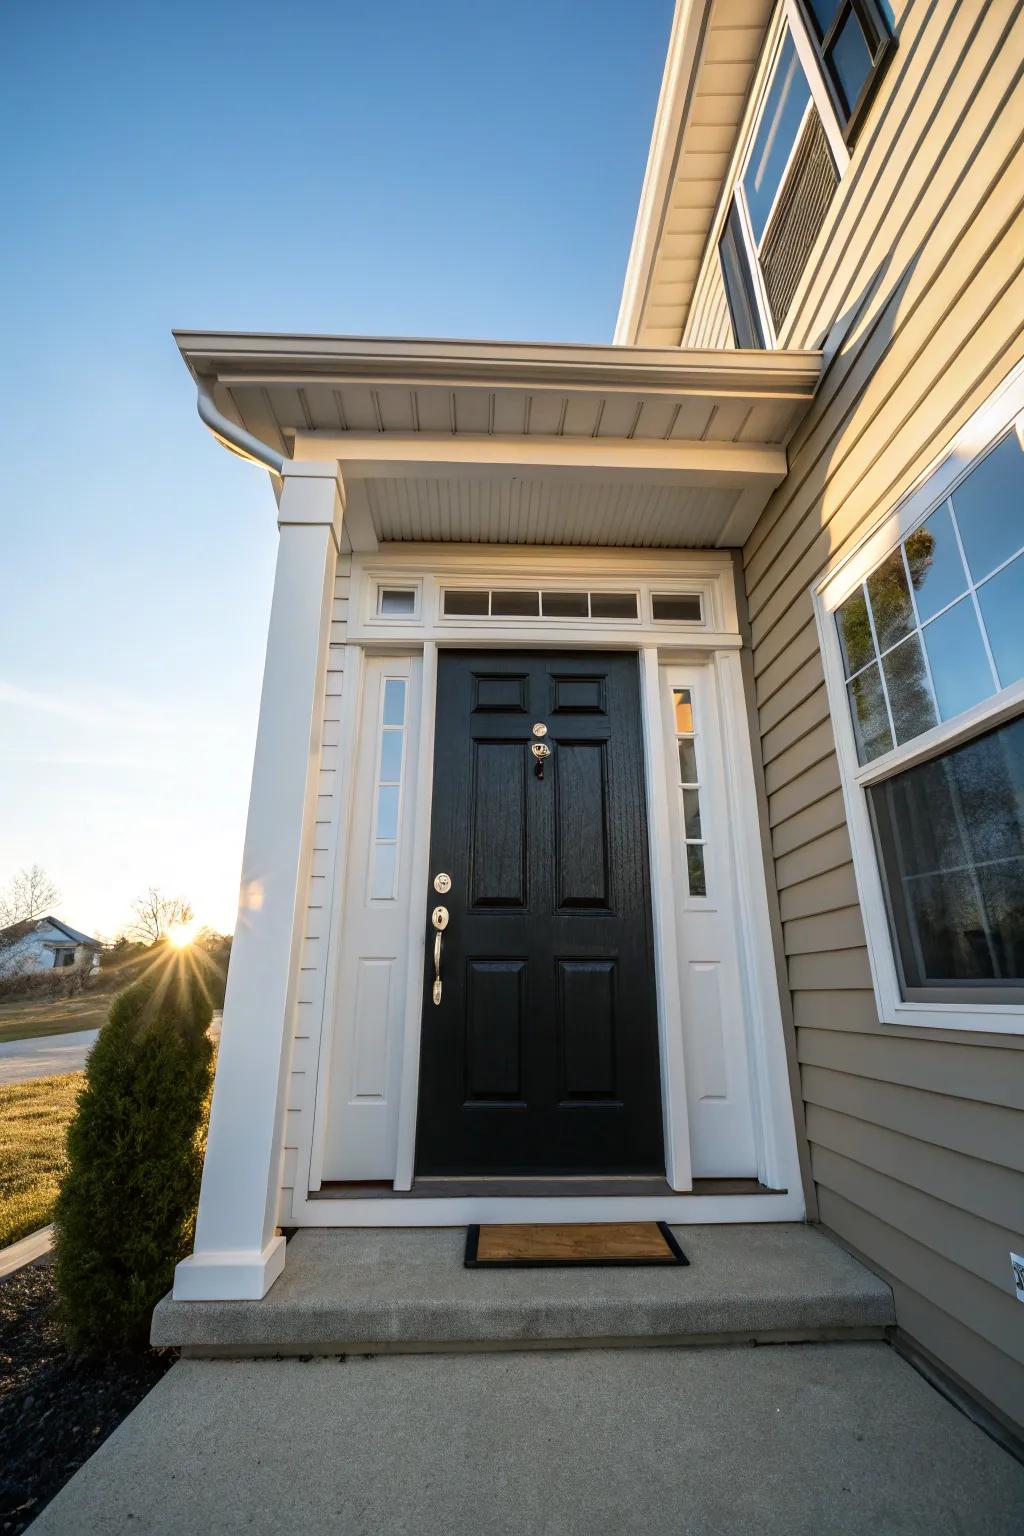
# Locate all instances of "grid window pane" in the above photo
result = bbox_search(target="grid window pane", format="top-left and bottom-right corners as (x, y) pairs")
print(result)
(382, 679), (406, 727)
(673, 689), (694, 734)
(376, 784), (400, 841)
(371, 843), (397, 902)
(867, 548), (914, 651)
(950, 432), (1024, 583)
(677, 739), (698, 783)
(807, 0), (840, 31)
(652, 594), (702, 621)
(682, 789), (702, 839)
(378, 588), (416, 616)
(589, 592), (638, 619)
(541, 591), (588, 618)
(686, 845), (707, 898)
(869, 715), (1024, 988)
(742, 31), (812, 243)
(379, 730), (403, 782)
(836, 586), (875, 676)
(881, 632), (936, 744)
(977, 553), (1024, 690)
(848, 663), (893, 763)
(905, 505), (967, 622)
(443, 590), (489, 616)
(921, 597), (993, 721)
(827, 9), (873, 114)
(491, 590), (540, 617)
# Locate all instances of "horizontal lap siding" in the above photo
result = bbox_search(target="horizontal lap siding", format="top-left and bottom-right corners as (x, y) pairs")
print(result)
(279, 553), (351, 1222)
(728, 0), (1024, 1429)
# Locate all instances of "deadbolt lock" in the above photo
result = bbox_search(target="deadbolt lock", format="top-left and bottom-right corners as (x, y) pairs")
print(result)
(433, 872), (452, 894)
(531, 722), (548, 737)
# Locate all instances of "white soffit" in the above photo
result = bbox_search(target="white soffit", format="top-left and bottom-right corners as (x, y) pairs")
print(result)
(615, 0), (773, 347)
(175, 330), (820, 548)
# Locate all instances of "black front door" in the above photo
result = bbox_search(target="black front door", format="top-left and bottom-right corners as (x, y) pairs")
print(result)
(416, 650), (664, 1176)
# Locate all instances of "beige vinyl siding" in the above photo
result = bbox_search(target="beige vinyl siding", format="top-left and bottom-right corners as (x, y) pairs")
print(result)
(681, 244), (735, 349)
(684, 0), (1024, 1430)
(279, 552), (351, 1221)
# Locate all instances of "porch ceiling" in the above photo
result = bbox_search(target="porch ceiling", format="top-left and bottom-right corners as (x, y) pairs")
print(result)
(175, 331), (821, 548)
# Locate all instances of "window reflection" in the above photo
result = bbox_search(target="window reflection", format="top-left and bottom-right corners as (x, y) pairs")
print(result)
(869, 716), (1024, 988)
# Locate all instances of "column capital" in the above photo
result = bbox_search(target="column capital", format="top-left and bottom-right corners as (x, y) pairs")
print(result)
(277, 461), (345, 548)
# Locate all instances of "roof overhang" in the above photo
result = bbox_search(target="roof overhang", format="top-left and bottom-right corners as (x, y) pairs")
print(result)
(615, 0), (773, 347)
(176, 331), (820, 549)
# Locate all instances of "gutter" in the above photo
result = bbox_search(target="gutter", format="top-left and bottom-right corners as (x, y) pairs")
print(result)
(195, 374), (285, 476)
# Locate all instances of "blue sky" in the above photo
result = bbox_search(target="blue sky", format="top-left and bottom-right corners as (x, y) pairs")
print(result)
(0, 0), (672, 936)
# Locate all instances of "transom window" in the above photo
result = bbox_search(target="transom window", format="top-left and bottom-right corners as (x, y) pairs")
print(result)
(816, 367), (1024, 1031)
(442, 589), (641, 621)
(836, 429), (1024, 765)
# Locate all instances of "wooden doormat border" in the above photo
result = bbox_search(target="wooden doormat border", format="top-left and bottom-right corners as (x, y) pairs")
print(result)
(464, 1220), (689, 1268)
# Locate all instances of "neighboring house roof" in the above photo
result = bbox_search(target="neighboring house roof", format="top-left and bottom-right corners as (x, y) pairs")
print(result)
(615, 0), (774, 346)
(0, 916), (100, 947)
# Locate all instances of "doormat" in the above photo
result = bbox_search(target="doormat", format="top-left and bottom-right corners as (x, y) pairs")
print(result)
(464, 1221), (688, 1268)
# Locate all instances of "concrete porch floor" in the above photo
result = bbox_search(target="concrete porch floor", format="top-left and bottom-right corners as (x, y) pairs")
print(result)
(152, 1223), (896, 1355)
(28, 1344), (1024, 1534)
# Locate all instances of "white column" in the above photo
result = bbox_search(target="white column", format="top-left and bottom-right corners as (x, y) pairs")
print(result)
(173, 463), (343, 1301)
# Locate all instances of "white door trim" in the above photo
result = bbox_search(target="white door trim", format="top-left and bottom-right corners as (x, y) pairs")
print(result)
(298, 550), (804, 1223)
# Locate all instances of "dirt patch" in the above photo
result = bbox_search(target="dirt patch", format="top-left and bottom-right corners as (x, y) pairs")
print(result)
(0, 1263), (173, 1533)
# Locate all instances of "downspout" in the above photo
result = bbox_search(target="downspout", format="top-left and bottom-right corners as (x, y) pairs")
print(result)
(195, 375), (285, 477)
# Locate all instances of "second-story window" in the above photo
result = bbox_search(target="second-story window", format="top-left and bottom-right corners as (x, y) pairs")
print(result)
(719, 2), (894, 348)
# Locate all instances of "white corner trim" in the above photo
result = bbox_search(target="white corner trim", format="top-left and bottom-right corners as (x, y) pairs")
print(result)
(172, 1236), (286, 1302)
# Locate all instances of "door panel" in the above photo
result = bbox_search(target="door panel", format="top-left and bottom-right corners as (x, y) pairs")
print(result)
(416, 650), (664, 1175)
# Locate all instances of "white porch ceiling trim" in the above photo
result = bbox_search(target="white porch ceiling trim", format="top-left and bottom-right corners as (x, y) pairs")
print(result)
(176, 330), (820, 548)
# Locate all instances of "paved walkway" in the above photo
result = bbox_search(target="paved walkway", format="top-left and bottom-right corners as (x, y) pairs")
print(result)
(0, 1029), (99, 1084)
(27, 1343), (1024, 1534)
(0, 1014), (222, 1085)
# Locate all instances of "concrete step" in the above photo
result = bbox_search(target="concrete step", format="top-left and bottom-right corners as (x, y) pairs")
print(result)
(152, 1223), (895, 1357)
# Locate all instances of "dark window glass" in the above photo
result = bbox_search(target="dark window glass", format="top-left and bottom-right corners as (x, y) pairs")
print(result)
(950, 431), (1024, 584)
(742, 32), (812, 244)
(807, 0), (840, 30)
(869, 715), (1024, 992)
(541, 591), (588, 618)
(490, 590), (540, 617)
(719, 201), (766, 348)
(589, 592), (638, 620)
(652, 594), (702, 622)
(978, 553), (1024, 690)
(827, 9), (873, 114)
(443, 590), (488, 616)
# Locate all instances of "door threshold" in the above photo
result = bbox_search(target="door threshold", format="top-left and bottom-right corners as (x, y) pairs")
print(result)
(310, 1176), (786, 1201)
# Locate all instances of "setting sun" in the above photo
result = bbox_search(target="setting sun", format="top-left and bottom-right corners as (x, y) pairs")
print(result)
(166, 919), (199, 949)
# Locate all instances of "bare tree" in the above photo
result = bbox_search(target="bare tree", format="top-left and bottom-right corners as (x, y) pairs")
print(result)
(125, 888), (195, 945)
(0, 864), (61, 929)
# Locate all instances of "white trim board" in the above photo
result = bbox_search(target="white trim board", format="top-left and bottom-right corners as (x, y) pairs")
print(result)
(290, 1191), (805, 1227)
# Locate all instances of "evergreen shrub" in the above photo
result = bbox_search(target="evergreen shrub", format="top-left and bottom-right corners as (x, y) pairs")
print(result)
(54, 968), (213, 1351)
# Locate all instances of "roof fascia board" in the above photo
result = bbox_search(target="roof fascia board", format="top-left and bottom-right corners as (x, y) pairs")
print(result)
(614, 0), (711, 346)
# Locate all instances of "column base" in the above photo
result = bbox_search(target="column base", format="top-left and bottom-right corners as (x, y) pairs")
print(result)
(172, 1235), (286, 1301)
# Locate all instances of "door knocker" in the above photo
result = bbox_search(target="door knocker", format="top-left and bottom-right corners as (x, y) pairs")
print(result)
(530, 740), (552, 779)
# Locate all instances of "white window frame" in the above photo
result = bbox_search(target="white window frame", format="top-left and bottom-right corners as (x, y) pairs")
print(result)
(729, 1), (851, 347)
(812, 360), (1024, 1036)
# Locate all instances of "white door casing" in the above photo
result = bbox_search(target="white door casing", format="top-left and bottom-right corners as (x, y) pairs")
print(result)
(660, 660), (758, 1176)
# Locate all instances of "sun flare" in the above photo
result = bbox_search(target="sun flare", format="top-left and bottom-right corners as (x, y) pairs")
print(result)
(166, 919), (199, 949)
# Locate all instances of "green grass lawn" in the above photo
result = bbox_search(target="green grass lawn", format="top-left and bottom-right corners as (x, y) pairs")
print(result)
(0, 1072), (84, 1248)
(0, 995), (112, 1045)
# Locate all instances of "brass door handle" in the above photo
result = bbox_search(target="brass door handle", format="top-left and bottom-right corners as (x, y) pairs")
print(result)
(431, 905), (448, 1005)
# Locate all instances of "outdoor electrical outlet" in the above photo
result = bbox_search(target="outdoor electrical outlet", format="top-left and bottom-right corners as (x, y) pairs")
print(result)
(1011, 1254), (1024, 1303)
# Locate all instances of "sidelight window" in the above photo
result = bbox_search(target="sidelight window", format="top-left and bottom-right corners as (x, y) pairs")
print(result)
(672, 688), (707, 897)
(815, 365), (1024, 1032)
(370, 677), (408, 901)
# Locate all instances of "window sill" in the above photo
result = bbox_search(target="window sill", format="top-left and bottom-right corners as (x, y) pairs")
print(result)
(882, 999), (1024, 1039)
